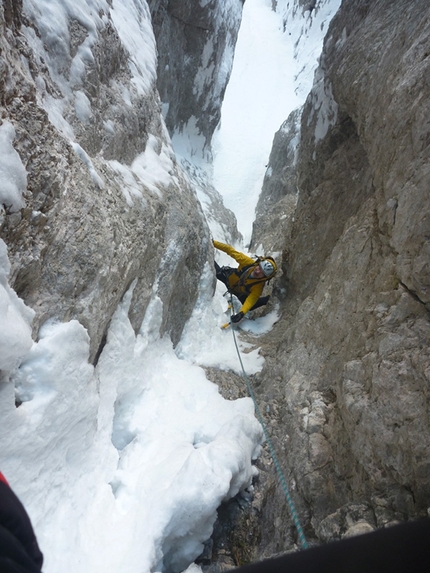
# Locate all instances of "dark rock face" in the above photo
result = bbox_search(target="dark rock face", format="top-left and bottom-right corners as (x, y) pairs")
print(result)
(2, 0), (21, 32)
(251, 0), (430, 556)
(150, 0), (244, 158)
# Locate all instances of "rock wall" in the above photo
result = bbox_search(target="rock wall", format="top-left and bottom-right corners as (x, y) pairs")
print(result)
(149, 0), (244, 159)
(251, 0), (430, 555)
(251, 108), (301, 253)
(0, 0), (219, 362)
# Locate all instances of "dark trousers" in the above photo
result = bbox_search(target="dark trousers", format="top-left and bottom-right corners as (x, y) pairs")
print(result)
(0, 480), (43, 573)
(214, 262), (269, 311)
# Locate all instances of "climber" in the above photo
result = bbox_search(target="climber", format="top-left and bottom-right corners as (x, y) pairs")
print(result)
(213, 240), (277, 323)
(0, 471), (44, 573)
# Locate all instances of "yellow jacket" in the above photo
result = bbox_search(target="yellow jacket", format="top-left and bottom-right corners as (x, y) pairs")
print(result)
(213, 240), (265, 314)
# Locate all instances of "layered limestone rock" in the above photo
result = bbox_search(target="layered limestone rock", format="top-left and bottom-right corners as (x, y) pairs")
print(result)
(0, 0), (211, 362)
(251, 0), (430, 556)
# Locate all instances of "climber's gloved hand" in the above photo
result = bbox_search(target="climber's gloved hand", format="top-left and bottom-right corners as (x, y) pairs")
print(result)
(231, 312), (244, 324)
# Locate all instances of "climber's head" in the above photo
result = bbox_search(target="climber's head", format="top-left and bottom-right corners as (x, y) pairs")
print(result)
(259, 259), (275, 277)
(251, 264), (265, 278)
(250, 259), (276, 279)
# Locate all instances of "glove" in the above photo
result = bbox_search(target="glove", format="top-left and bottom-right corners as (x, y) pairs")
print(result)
(231, 312), (244, 324)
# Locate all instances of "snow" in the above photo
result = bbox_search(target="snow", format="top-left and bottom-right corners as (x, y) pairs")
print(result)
(170, 0), (243, 164)
(110, 0), (157, 95)
(130, 135), (176, 198)
(0, 122), (28, 213)
(0, 240), (35, 371)
(72, 142), (105, 189)
(308, 67), (339, 142)
(21, 0), (157, 152)
(171, 116), (211, 165)
(108, 160), (148, 207)
(275, 0), (342, 99)
(177, 263), (270, 373)
(212, 0), (341, 245)
(211, 0), (301, 244)
(0, 0), (341, 571)
(22, 0), (156, 100)
(107, 134), (177, 205)
(74, 90), (93, 123)
(22, 0), (109, 95)
(0, 257), (263, 573)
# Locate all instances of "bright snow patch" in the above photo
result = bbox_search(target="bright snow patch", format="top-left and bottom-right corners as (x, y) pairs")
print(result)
(0, 240), (34, 371)
(0, 122), (27, 213)
(212, 0), (341, 243)
(308, 67), (339, 142)
(110, 0), (157, 95)
(72, 142), (105, 189)
(0, 273), (264, 573)
(212, 0), (301, 244)
(130, 135), (176, 197)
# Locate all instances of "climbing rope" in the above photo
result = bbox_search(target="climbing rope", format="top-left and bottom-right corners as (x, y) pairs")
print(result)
(227, 297), (309, 550)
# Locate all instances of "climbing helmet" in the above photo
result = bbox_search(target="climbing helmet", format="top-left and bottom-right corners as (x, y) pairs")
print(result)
(259, 259), (275, 277)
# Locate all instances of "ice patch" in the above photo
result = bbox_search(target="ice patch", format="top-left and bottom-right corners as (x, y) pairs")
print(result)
(0, 122), (27, 212)
(308, 66), (338, 142)
(130, 134), (176, 197)
(0, 240), (35, 371)
(72, 142), (105, 188)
